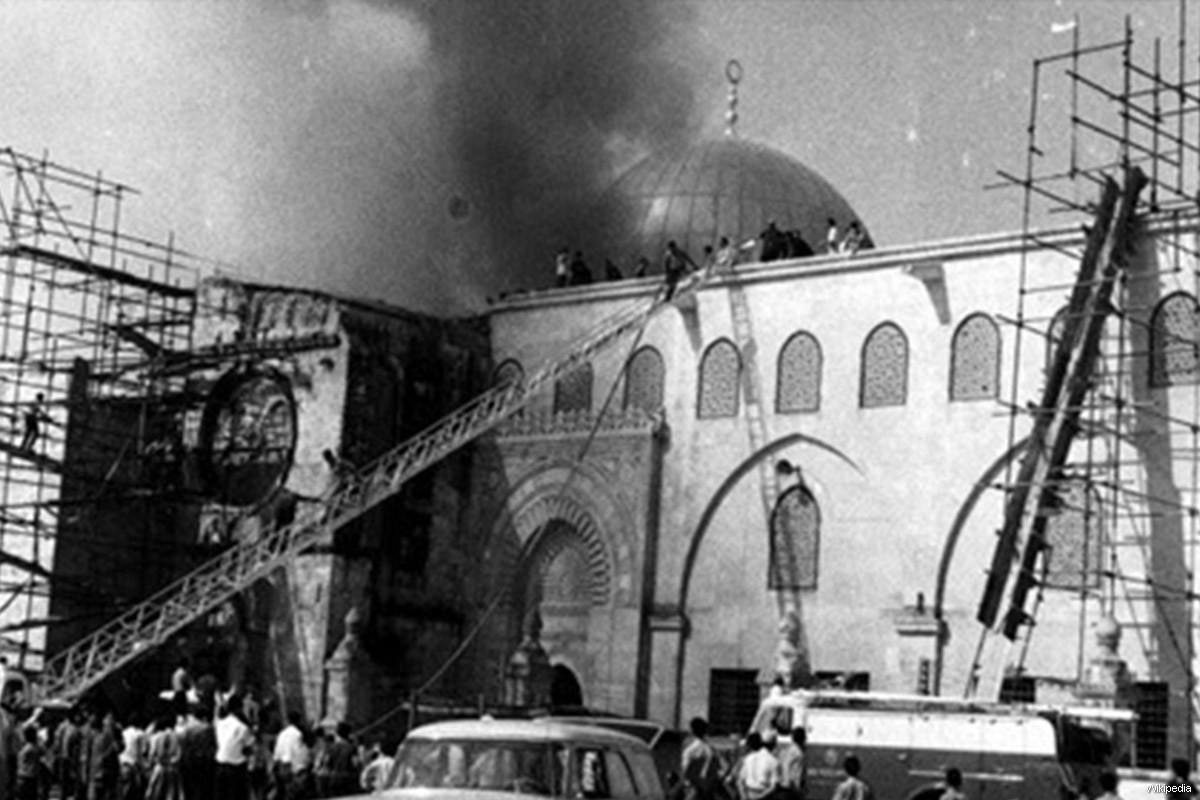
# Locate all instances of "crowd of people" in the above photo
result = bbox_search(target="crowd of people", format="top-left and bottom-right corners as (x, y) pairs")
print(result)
(674, 711), (1200, 799)
(0, 666), (403, 800)
(550, 217), (875, 294)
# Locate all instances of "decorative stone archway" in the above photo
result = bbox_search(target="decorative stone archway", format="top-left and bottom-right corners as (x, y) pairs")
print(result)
(474, 452), (648, 713)
(511, 511), (611, 709)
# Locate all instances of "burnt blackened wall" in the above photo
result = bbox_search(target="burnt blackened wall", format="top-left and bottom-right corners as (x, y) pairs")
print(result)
(333, 304), (490, 706)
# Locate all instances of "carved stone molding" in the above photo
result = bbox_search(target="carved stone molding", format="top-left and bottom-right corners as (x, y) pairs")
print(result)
(496, 407), (662, 440)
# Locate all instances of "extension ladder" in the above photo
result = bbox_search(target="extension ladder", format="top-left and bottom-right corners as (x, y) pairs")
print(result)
(968, 166), (1145, 698)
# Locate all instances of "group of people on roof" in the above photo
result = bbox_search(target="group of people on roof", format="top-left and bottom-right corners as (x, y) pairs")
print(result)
(548, 216), (875, 294)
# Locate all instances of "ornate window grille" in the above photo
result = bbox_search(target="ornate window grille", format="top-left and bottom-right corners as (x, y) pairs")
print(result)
(950, 313), (1001, 401)
(493, 358), (524, 388)
(698, 339), (741, 418)
(1150, 291), (1200, 386)
(553, 363), (593, 414)
(860, 322), (908, 408)
(623, 346), (665, 413)
(1043, 479), (1103, 591)
(776, 332), (822, 413)
(769, 483), (820, 590)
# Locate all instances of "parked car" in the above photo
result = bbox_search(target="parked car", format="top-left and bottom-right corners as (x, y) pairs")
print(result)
(367, 716), (666, 799)
(538, 715), (685, 790)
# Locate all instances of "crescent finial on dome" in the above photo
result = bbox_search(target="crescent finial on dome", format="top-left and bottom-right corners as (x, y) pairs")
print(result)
(725, 59), (743, 138)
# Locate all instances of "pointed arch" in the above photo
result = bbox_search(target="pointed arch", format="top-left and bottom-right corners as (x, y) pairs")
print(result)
(950, 313), (1001, 401)
(554, 363), (593, 414)
(1150, 291), (1200, 386)
(769, 483), (820, 589)
(623, 346), (665, 413)
(860, 322), (908, 408)
(697, 338), (741, 418)
(506, 494), (613, 607)
(493, 358), (524, 389)
(776, 331), (822, 413)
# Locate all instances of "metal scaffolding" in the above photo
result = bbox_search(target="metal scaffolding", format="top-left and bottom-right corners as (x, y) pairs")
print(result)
(0, 148), (204, 669)
(981, 6), (1200, 767)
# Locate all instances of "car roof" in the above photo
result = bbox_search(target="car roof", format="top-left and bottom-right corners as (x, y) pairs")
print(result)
(404, 717), (651, 748)
(540, 716), (666, 748)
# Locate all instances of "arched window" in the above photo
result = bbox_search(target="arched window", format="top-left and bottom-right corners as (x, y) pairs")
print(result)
(1045, 306), (1070, 374)
(623, 346), (665, 413)
(776, 331), (822, 413)
(769, 482), (819, 590)
(697, 339), (741, 418)
(950, 313), (1001, 401)
(860, 322), (908, 408)
(1150, 291), (1200, 386)
(1043, 479), (1103, 591)
(493, 358), (524, 388)
(553, 363), (593, 414)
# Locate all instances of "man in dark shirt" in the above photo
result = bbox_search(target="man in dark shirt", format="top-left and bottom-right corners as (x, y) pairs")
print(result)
(662, 241), (697, 300)
(759, 221), (787, 262)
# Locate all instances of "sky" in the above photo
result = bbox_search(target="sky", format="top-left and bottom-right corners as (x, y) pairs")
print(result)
(0, 1), (1188, 314)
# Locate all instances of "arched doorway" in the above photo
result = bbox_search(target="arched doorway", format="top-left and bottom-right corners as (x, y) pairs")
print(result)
(550, 663), (583, 708)
(518, 518), (606, 707)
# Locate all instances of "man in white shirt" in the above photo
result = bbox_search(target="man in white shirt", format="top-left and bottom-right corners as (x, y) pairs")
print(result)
(271, 712), (309, 800)
(215, 696), (253, 800)
(118, 713), (149, 800)
(737, 732), (781, 800)
(358, 742), (394, 792)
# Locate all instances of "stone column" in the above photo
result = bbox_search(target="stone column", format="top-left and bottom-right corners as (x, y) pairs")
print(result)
(763, 611), (804, 691)
(323, 606), (375, 728)
(1075, 616), (1133, 708)
(505, 609), (552, 707)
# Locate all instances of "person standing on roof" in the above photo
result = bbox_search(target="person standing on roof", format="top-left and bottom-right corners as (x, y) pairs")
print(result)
(568, 251), (593, 286)
(714, 237), (738, 273)
(825, 218), (840, 254)
(839, 221), (871, 255)
(662, 241), (697, 300)
(758, 221), (787, 262)
(554, 247), (570, 288)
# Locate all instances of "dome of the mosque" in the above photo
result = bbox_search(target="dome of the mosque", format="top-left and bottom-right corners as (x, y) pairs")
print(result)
(601, 137), (868, 267)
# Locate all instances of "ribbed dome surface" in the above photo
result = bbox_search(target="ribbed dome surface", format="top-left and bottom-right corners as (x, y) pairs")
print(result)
(604, 137), (867, 266)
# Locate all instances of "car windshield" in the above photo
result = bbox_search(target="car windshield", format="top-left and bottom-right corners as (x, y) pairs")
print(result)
(388, 738), (564, 795)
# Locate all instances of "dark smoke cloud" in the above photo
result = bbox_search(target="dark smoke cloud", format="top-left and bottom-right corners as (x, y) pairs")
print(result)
(413, 0), (703, 300)
(0, 2), (700, 314)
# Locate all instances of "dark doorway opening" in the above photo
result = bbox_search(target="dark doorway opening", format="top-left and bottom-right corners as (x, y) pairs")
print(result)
(551, 663), (583, 707)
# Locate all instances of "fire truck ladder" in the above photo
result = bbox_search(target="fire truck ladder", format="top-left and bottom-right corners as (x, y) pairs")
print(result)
(36, 273), (709, 703)
(968, 166), (1146, 699)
